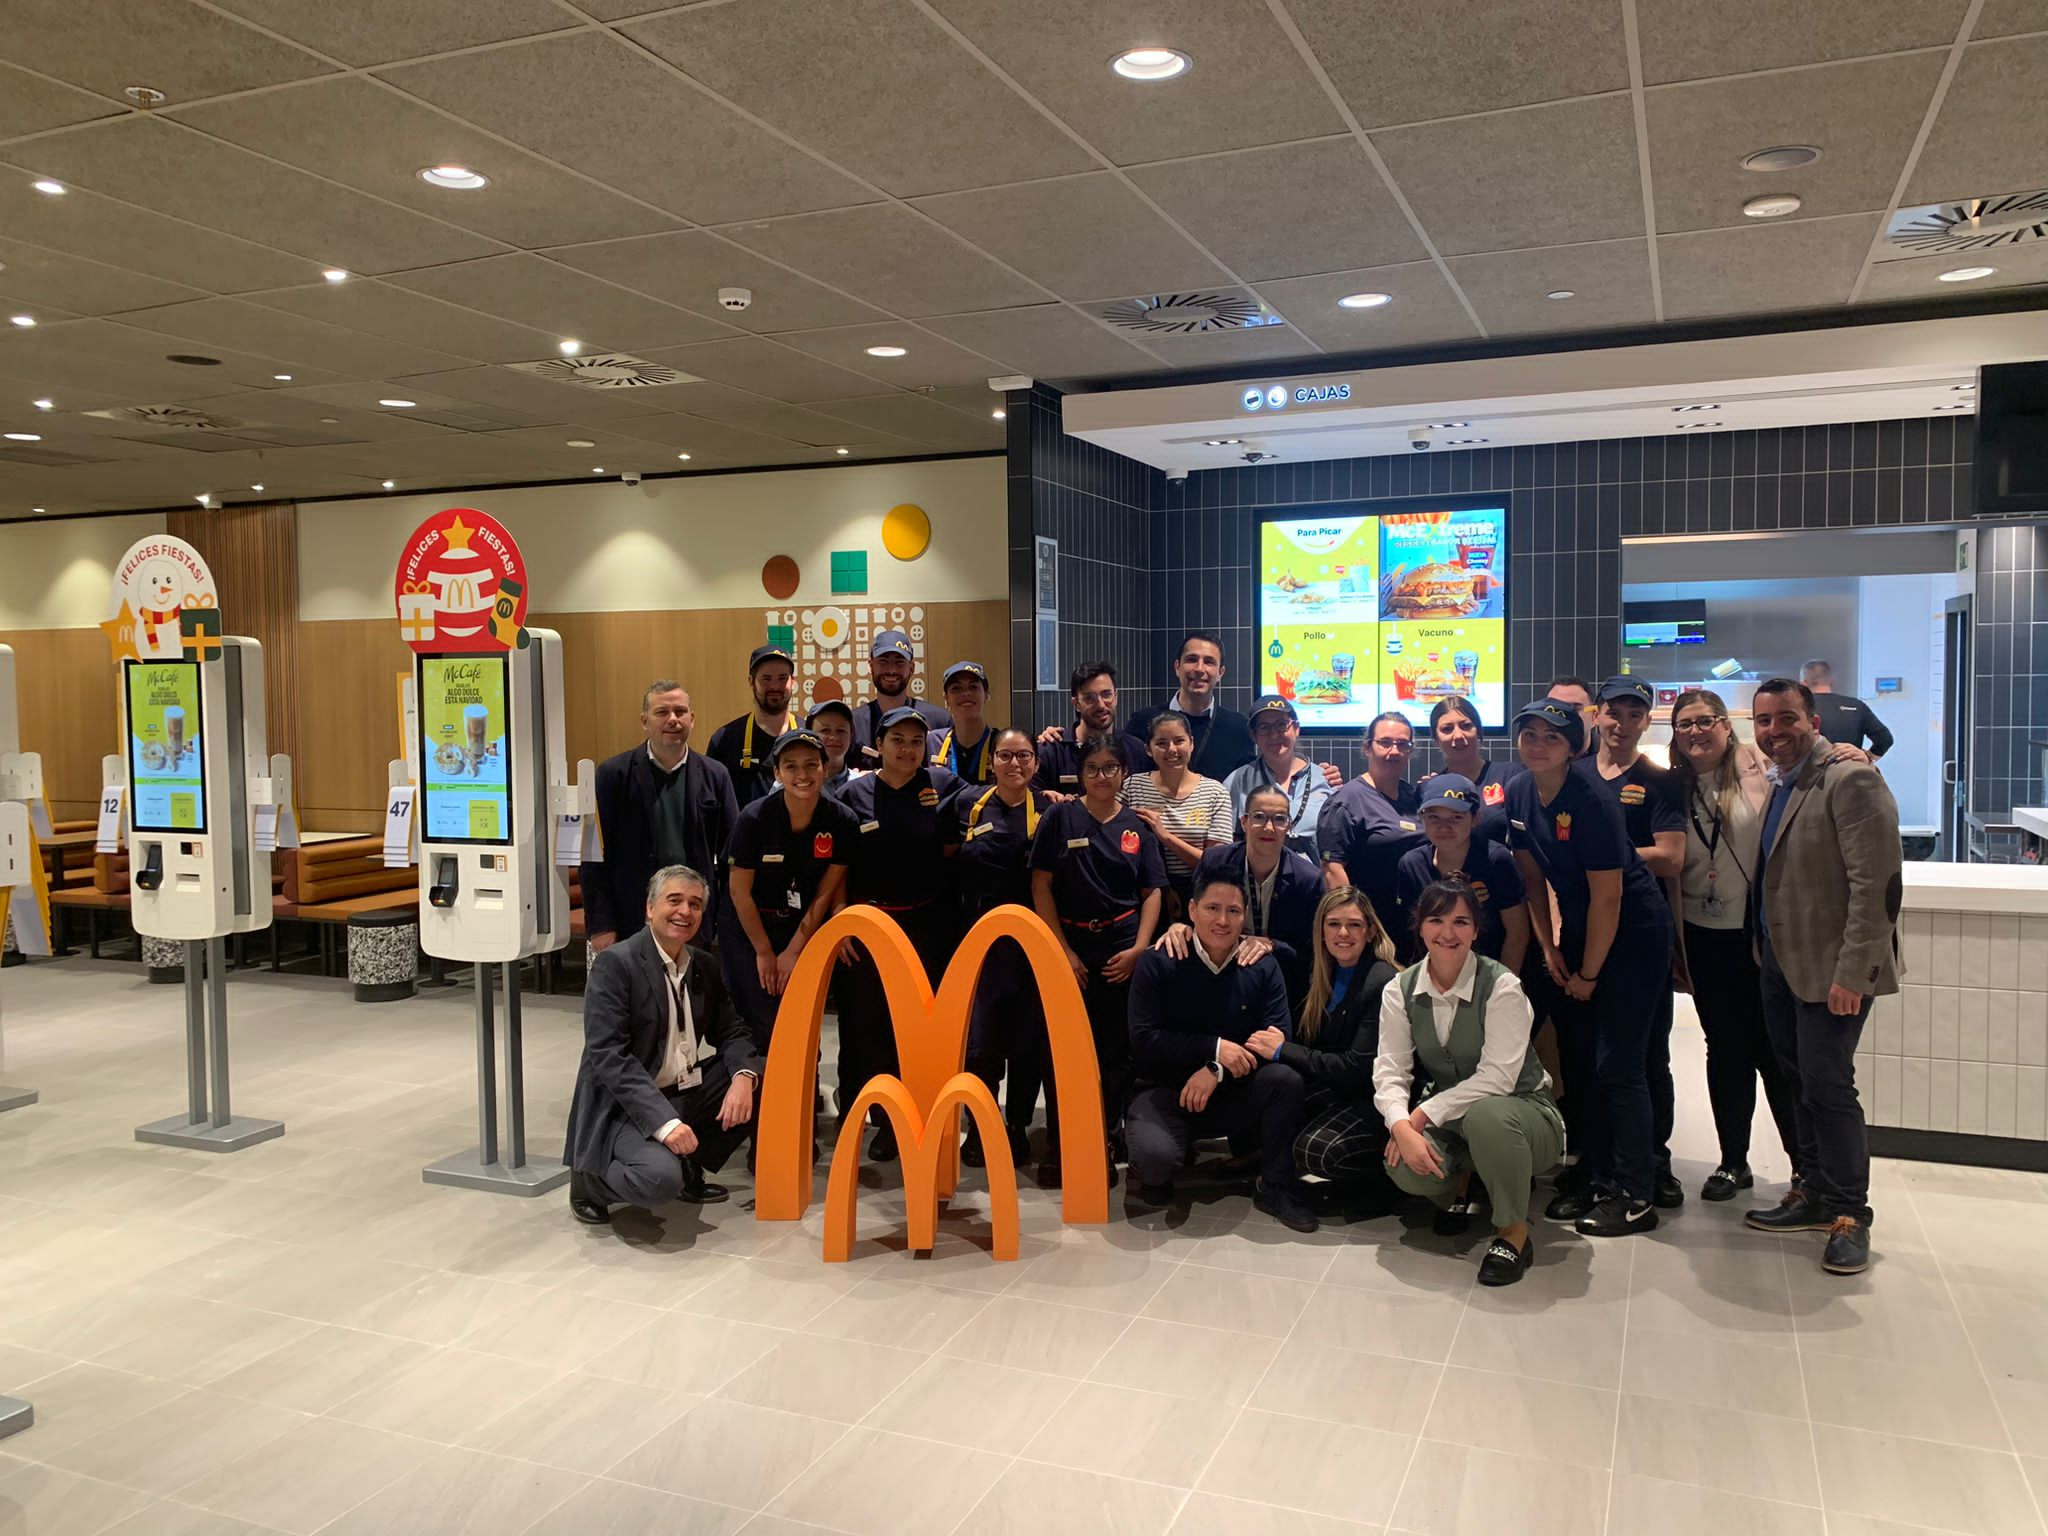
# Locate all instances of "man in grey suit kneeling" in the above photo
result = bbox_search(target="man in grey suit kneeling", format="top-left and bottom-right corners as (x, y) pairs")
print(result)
(564, 864), (762, 1222)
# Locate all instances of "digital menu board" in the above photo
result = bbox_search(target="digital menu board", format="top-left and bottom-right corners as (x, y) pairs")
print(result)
(126, 659), (207, 833)
(418, 654), (511, 845)
(1257, 501), (1507, 729)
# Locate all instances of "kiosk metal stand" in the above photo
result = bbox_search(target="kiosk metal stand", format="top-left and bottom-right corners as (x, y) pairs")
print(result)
(422, 959), (564, 1195)
(135, 935), (282, 1151)
(0, 1395), (29, 1441)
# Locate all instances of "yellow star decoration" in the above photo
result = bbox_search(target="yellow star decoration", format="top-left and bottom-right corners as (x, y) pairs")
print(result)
(443, 514), (474, 552)
(100, 598), (140, 662)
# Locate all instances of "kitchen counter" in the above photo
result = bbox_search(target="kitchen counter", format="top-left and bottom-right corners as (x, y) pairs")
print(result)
(2015, 805), (2048, 841)
(1901, 858), (2048, 916)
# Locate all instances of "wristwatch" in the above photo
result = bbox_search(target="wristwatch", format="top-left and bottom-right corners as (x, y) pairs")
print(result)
(1205, 1060), (1226, 1081)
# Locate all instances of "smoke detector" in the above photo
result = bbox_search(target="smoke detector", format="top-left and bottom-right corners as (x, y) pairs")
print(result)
(505, 353), (700, 389)
(1094, 292), (1272, 334)
(1884, 190), (2048, 256)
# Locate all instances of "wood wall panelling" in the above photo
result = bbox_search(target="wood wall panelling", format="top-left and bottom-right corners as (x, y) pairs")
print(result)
(167, 503), (301, 769)
(0, 627), (119, 819)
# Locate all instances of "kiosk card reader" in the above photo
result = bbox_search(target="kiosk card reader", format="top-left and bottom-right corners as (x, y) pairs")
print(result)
(128, 639), (285, 1153)
(417, 630), (574, 1196)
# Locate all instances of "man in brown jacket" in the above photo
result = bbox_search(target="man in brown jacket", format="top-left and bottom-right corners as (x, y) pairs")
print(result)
(1743, 678), (1902, 1277)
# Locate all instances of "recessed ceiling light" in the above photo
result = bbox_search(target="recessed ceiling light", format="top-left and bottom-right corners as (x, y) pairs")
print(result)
(1337, 292), (1393, 309)
(272, 373), (292, 382)
(321, 268), (348, 283)
(1425, 421), (1470, 429)
(9, 315), (34, 328)
(1674, 422), (1715, 430)
(378, 398), (416, 408)
(1111, 47), (1191, 82)
(320, 417), (340, 424)
(1938, 265), (1996, 282)
(1953, 383), (1976, 392)
(3, 432), (42, 442)
(557, 338), (581, 356)
(865, 345), (908, 358)
(418, 165), (488, 190)
(991, 409), (1006, 420)
(250, 483), (264, 491)
(566, 438), (596, 448)
(1546, 289), (1576, 300)
(1445, 438), (1490, 445)
(382, 480), (395, 490)
(1203, 438), (1243, 447)
(592, 466), (604, 473)
(835, 447), (850, 455)
(31, 180), (64, 196)
(196, 494), (212, 506)
(165, 353), (221, 366)
(1671, 403), (1722, 412)
(124, 85), (166, 107)
(1742, 193), (1803, 218)
(677, 452), (692, 461)
(31, 507), (43, 514)
(1740, 144), (1821, 172)
(1931, 403), (1972, 411)
(31, 398), (52, 410)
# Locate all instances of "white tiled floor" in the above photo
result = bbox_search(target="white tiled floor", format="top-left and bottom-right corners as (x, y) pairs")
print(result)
(3, 957), (2047, 1535)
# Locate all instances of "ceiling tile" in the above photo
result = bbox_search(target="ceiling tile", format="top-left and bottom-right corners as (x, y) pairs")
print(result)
(1647, 53), (1945, 233)
(117, 298), (477, 380)
(1974, 0), (2048, 38)
(594, 414), (821, 462)
(246, 280), (563, 365)
(1248, 264), (1481, 351)
(1128, 138), (1428, 281)
(1860, 242), (2048, 302)
(387, 365), (679, 423)
(1287, 0), (1629, 127)
(0, 235), (209, 315)
(384, 254), (734, 352)
(0, 62), (122, 138)
(918, 305), (1161, 378)
(1903, 35), (2048, 203)
(540, 231), (888, 335)
(635, 336), (889, 403)
(170, 389), (467, 443)
(1114, 322), (1318, 367)
(2, 317), (356, 396)
(203, 0), (572, 68)
(812, 392), (1005, 451)
(1442, 240), (1653, 335)
(1371, 96), (1646, 255)
(911, 174), (1227, 300)
(1636, 0), (1967, 84)
(665, 398), (901, 449)
(765, 323), (1003, 390)
(1657, 214), (1883, 319)
(378, 32), (874, 224)
(0, 0), (333, 101)
(926, 0), (1345, 164)
(0, 168), (326, 293)
(170, 78), (678, 250)
(619, 0), (1095, 197)
(559, 0), (685, 19)
(717, 204), (1045, 317)
(1, 117), (502, 274)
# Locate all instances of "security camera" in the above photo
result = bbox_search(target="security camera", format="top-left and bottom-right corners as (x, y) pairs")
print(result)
(717, 287), (752, 311)
(621, 471), (642, 486)
(1408, 427), (1433, 452)
(1239, 442), (1278, 464)
(1165, 467), (1190, 482)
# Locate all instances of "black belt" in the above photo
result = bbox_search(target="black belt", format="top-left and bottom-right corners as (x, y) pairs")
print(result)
(1060, 907), (1135, 933)
(864, 897), (937, 914)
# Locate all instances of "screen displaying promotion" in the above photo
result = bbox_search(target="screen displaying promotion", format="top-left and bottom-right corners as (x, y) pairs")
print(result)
(418, 654), (512, 845)
(126, 659), (207, 833)
(1257, 503), (1508, 729)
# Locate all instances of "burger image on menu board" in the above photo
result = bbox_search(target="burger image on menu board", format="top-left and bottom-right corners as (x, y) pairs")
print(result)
(1385, 560), (1488, 619)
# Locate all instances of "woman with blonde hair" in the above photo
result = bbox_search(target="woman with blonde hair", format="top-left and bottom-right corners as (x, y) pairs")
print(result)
(1245, 885), (1399, 1202)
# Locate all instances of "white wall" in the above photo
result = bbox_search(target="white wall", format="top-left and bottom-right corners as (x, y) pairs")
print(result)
(297, 458), (1005, 621)
(1858, 570), (1963, 832)
(0, 512), (167, 629)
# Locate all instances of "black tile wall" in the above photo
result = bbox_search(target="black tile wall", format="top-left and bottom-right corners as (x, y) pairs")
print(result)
(1973, 523), (2048, 820)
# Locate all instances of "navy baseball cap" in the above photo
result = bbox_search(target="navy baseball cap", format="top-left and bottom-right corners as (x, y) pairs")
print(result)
(1512, 697), (1587, 755)
(878, 705), (931, 733)
(768, 727), (824, 763)
(749, 642), (794, 673)
(1597, 675), (1655, 708)
(943, 660), (988, 689)
(1419, 773), (1481, 814)
(871, 629), (913, 660)
(1250, 695), (1298, 724)
(805, 699), (853, 725)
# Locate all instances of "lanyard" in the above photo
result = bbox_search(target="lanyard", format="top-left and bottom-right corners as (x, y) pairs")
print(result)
(935, 727), (991, 781)
(970, 786), (1039, 841)
(1259, 759), (1315, 831)
(1689, 792), (1752, 890)
(1241, 858), (1276, 935)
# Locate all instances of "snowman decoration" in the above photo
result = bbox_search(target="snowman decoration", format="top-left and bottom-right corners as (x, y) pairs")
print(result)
(134, 556), (187, 658)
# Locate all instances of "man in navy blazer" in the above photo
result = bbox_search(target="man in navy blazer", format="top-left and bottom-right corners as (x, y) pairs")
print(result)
(582, 680), (739, 951)
(565, 865), (762, 1221)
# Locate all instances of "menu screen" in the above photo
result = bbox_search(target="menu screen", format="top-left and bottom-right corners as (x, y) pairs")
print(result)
(418, 654), (512, 845)
(1257, 502), (1508, 729)
(126, 659), (207, 833)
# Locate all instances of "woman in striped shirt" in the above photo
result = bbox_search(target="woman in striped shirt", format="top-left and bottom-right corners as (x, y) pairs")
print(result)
(1122, 709), (1236, 911)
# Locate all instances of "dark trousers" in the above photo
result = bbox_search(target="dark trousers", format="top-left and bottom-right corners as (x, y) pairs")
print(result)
(1046, 917), (1138, 1152)
(1686, 922), (1800, 1171)
(1649, 981), (1676, 1180)
(583, 1073), (753, 1210)
(1126, 1061), (1307, 1190)
(836, 903), (953, 1117)
(1760, 935), (1873, 1224)
(1555, 918), (1672, 1202)
(1294, 1087), (1400, 1201)
(717, 901), (796, 1055)
(966, 937), (1047, 1135)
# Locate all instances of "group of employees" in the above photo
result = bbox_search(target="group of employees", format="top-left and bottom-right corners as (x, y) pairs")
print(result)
(566, 627), (1902, 1282)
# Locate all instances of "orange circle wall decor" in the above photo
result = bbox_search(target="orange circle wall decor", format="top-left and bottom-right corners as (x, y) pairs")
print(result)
(761, 555), (800, 600)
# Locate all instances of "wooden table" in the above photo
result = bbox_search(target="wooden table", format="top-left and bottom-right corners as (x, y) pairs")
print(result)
(36, 828), (97, 888)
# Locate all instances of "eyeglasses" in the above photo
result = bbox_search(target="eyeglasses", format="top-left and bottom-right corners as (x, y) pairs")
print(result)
(1243, 811), (1288, 829)
(1371, 737), (1413, 751)
(1082, 762), (1123, 778)
(993, 749), (1035, 763)
(1673, 716), (1727, 733)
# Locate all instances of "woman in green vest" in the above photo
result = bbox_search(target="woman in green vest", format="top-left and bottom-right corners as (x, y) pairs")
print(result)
(1375, 878), (1566, 1286)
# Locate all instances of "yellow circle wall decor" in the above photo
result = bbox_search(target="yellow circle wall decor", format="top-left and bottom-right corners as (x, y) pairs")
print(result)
(881, 502), (931, 561)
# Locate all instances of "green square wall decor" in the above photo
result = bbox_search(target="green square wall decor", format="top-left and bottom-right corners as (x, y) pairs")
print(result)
(767, 623), (795, 650)
(830, 550), (868, 595)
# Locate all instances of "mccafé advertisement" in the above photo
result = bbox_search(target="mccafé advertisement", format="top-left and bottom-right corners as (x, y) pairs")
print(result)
(127, 660), (206, 833)
(1258, 503), (1507, 728)
(419, 655), (511, 844)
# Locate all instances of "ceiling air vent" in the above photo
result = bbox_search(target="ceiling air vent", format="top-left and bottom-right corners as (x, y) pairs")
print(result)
(1884, 190), (2048, 256)
(504, 353), (698, 388)
(84, 404), (245, 431)
(1094, 292), (1274, 334)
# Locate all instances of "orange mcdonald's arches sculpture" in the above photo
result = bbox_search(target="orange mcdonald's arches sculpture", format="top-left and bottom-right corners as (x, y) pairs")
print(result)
(755, 903), (1107, 1253)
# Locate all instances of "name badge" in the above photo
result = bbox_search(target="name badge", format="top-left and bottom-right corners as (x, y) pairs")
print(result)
(785, 889), (802, 910)
(1399, 820), (1417, 831)
(965, 823), (992, 840)
(761, 853), (785, 864)
(1059, 773), (1079, 785)
(860, 820), (881, 833)
(1066, 837), (1090, 849)
(1509, 818), (1528, 831)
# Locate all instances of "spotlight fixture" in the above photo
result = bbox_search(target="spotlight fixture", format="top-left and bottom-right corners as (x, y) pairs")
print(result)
(1444, 438), (1491, 445)
(1546, 290), (1576, 300)
(1673, 422), (1714, 430)
(1740, 145), (1821, 172)
(418, 165), (488, 190)
(30, 180), (64, 196)
(382, 480), (395, 490)
(3, 432), (42, 442)
(32, 398), (52, 410)
(1671, 403), (1722, 412)
(1953, 383), (1976, 392)
(991, 409), (1006, 420)
(378, 398), (416, 408)
(557, 339), (581, 356)
(321, 268), (348, 283)
(1336, 292), (1393, 309)
(592, 467), (605, 474)
(272, 373), (292, 382)
(196, 494), (212, 506)
(1202, 438), (1244, 447)
(1424, 421), (1470, 429)
(1111, 47), (1191, 81)
(9, 315), (34, 328)
(676, 452), (692, 461)
(1742, 193), (1803, 218)
(1938, 266), (1996, 282)
(566, 439), (596, 448)
(835, 447), (850, 455)
(250, 483), (264, 492)
(865, 345), (908, 358)
(1931, 403), (1972, 412)
(31, 508), (43, 514)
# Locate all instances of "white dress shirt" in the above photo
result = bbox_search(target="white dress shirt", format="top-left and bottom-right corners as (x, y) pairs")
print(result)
(652, 941), (704, 1144)
(1194, 938), (1243, 1070)
(1373, 950), (1545, 1131)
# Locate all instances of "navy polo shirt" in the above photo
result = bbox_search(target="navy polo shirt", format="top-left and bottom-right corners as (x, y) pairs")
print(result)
(1317, 777), (1426, 935)
(1394, 839), (1526, 962)
(957, 787), (1049, 915)
(1573, 755), (1684, 850)
(1505, 768), (1667, 963)
(1034, 724), (1151, 795)
(838, 766), (961, 907)
(1029, 800), (1166, 921)
(725, 792), (859, 936)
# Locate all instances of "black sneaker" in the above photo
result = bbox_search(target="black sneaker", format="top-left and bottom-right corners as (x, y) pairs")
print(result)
(1653, 1171), (1686, 1210)
(868, 1123), (898, 1163)
(1745, 1188), (1831, 1233)
(1134, 1179), (1174, 1206)
(1036, 1158), (1062, 1190)
(1544, 1184), (1600, 1221)
(1822, 1216), (1871, 1274)
(1478, 1233), (1533, 1286)
(1701, 1164), (1753, 1202)
(1253, 1180), (1320, 1233)
(1575, 1194), (1659, 1237)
